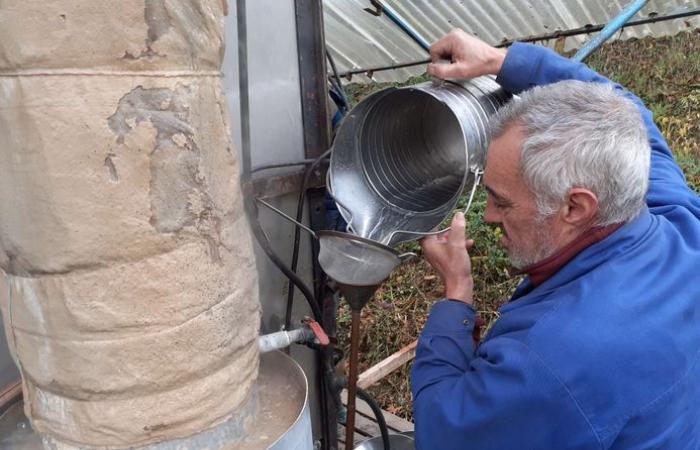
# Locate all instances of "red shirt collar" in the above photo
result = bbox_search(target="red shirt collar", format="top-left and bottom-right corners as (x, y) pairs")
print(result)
(512, 223), (624, 287)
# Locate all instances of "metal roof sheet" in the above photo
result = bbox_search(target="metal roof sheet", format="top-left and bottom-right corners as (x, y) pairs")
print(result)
(324, 0), (700, 83)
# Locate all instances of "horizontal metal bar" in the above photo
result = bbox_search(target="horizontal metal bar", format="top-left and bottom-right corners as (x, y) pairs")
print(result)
(500, 7), (700, 47)
(333, 7), (700, 78)
(335, 58), (430, 78)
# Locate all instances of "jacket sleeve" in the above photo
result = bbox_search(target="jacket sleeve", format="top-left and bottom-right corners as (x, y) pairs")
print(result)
(411, 300), (600, 450)
(495, 42), (700, 215)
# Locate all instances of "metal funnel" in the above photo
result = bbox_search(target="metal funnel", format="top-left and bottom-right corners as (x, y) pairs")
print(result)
(256, 200), (414, 288)
(317, 231), (413, 288)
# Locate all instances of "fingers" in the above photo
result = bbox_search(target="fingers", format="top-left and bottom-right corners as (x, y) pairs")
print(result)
(428, 29), (506, 80)
(420, 233), (438, 252)
(429, 32), (455, 62)
(420, 234), (441, 265)
(427, 61), (470, 80)
(448, 212), (466, 248)
(428, 29), (470, 80)
(466, 239), (475, 251)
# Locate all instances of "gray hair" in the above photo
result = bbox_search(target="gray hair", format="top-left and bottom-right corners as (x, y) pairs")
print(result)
(490, 80), (650, 226)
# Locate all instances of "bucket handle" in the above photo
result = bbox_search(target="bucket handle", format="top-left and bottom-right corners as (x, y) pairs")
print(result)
(398, 252), (418, 262)
(385, 168), (483, 243)
(325, 169), (357, 234)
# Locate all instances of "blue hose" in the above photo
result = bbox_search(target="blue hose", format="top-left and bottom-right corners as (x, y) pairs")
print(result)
(376, 2), (431, 53)
(573, 0), (650, 62)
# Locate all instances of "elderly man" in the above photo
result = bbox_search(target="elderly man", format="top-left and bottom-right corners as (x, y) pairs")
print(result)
(411, 31), (700, 449)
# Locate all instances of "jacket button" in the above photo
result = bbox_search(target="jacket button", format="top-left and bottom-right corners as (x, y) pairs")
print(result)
(463, 319), (470, 326)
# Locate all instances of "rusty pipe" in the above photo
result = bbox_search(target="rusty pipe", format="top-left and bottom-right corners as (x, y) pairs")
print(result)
(345, 308), (362, 449)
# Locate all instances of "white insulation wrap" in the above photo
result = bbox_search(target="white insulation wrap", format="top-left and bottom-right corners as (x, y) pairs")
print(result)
(0, 1), (262, 448)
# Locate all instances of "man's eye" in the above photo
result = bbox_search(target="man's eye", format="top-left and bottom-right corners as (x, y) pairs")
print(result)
(487, 193), (510, 209)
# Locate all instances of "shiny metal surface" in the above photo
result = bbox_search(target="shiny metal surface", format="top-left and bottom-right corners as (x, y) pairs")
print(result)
(317, 231), (404, 286)
(258, 328), (315, 353)
(42, 396), (259, 450)
(355, 433), (415, 450)
(330, 77), (509, 247)
(254, 199), (407, 286)
(324, 0), (699, 83)
(223, 0), (306, 172)
(265, 351), (313, 450)
(1, 351), (312, 450)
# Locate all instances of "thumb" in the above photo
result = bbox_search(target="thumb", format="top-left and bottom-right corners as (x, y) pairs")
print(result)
(448, 212), (467, 247)
(420, 234), (439, 253)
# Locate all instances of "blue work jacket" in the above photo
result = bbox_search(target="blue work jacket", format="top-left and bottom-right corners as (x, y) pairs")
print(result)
(411, 43), (700, 449)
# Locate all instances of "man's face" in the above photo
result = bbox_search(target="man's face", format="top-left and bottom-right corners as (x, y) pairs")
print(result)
(482, 124), (558, 269)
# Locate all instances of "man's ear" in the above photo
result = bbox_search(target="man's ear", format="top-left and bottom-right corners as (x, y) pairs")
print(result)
(561, 188), (599, 227)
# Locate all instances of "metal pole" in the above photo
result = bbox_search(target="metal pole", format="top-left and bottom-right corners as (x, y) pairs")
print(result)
(236, 0), (251, 180)
(573, 0), (651, 62)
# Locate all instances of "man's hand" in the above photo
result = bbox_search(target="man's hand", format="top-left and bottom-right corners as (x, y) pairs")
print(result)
(421, 212), (475, 304)
(428, 29), (507, 80)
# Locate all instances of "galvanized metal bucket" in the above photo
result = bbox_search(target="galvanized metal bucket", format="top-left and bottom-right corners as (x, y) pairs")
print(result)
(329, 76), (510, 247)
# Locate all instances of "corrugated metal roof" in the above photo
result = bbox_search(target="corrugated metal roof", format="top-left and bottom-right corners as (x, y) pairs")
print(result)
(324, 0), (700, 83)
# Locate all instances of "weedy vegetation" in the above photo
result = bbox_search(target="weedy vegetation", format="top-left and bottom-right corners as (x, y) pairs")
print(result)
(337, 31), (700, 420)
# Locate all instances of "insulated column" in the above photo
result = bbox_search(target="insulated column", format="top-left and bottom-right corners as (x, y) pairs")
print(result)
(0, 1), (261, 447)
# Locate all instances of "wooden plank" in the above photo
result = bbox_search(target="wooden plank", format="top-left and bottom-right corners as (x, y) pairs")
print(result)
(348, 408), (383, 439)
(341, 390), (414, 433)
(358, 340), (418, 389)
(337, 423), (366, 450)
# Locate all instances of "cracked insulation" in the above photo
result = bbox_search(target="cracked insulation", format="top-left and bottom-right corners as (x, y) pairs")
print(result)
(0, 0), (261, 448)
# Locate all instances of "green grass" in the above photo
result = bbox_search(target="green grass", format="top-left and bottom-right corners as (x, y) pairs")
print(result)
(337, 31), (700, 421)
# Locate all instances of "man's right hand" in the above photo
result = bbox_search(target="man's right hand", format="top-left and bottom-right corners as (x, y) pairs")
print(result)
(428, 29), (508, 80)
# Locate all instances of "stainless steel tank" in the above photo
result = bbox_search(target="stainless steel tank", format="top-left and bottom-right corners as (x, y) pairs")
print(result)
(329, 77), (510, 247)
(0, 351), (312, 450)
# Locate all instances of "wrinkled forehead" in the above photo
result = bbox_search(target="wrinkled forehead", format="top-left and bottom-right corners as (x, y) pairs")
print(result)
(484, 124), (524, 190)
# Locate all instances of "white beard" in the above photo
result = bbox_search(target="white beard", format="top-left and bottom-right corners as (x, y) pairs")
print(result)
(507, 218), (558, 270)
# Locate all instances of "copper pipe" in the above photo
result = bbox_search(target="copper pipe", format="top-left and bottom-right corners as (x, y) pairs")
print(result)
(0, 379), (22, 415)
(345, 308), (362, 449)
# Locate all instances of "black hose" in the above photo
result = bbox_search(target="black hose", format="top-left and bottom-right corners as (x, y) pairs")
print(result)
(284, 148), (333, 330)
(241, 184), (322, 321)
(326, 49), (348, 108)
(356, 387), (391, 450)
(236, 0), (321, 322)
